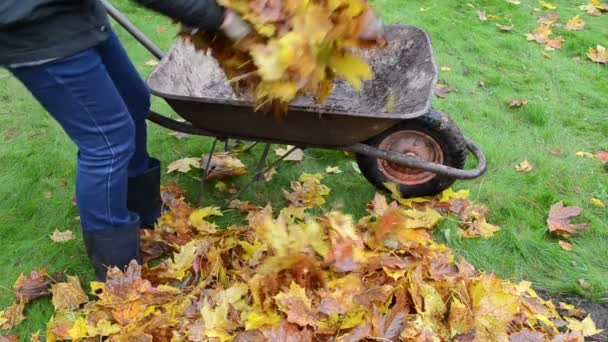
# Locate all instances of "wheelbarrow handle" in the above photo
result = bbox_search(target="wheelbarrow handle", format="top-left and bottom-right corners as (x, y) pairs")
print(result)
(100, 0), (166, 60)
(342, 137), (487, 180)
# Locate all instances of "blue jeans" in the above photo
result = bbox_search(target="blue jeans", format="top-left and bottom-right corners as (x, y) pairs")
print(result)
(10, 32), (153, 231)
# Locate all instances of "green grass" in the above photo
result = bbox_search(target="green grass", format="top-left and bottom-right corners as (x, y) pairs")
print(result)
(1, 0), (607, 338)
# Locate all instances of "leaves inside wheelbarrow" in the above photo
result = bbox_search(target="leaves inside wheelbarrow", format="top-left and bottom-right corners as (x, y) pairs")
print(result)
(179, 0), (384, 110)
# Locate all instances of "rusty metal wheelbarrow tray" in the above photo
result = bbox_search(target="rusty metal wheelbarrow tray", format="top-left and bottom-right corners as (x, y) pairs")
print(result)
(147, 25), (436, 147)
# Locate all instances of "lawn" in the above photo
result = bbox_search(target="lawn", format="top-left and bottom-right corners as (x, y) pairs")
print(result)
(1, 0), (607, 338)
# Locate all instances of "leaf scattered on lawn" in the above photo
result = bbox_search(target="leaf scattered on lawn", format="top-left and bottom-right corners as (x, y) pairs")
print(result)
(558, 240), (573, 251)
(565, 15), (586, 31)
(264, 167), (277, 181)
(496, 23), (514, 32)
(576, 151), (595, 159)
(515, 160), (534, 172)
(51, 276), (88, 310)
(596, 151), (608, 164)
(509, 99), (529, 108)
(591, 198), (605, 207)
(588, 45), (607, 64)
(50, 229), (74, 243)
(144, 59), (159, 67)
(0, 302), (25, 330)
(166, 157), (201, 174)
(579, 278), (591, 289)
(547, 202), (588, 238)
(275, 146), (304, 162)
(325, 166), (342, 174)
(283, 173), (331, 208)
(201, 152), (247, 180)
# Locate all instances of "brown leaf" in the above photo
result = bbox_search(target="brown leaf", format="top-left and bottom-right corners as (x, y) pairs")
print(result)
(538, 11), (559, 25)
(510, 329), (544, 342)
(274, 282), (318, 327)
(588, 45), (607, 64)
(260, 322), (314, 342)
(201, 152), (248, 180)
(0, 336), (19, 342)
(509, 99), (528, 108)
(547, 202), (588, 238)
(13, 269), (63, 303)
(50, 229), (74, 242)
(559, 240), (573, 251)
(0, 302), (25, 330)
(596, 151), (608, 164)
(51, 276), (89, 310)
(434, 83), (453, 98)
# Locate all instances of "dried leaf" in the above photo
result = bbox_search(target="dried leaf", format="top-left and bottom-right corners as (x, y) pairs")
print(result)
(50, 229), (74, 243)
(325, 166), (342, 174)
(509, 99), (529, 108)
(588, 45), (607, 64)
(275, 146), (304, 162)
(596, 151), (608, 164)
(0, 302), (25, 330)
(566, 315), (603, 337)
(166, 157), (201, 174)
(547, 202), (588, 238)
(591, 198), (605, 207)
(558, 240), (573, 251)
(51, 276), (88, 310)
(565, 15), (586, 30)
(515, 160), (534, 172)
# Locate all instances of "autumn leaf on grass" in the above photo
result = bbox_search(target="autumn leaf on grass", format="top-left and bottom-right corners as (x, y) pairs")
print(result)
(51, 276), (88, 310)
(0, 302), (25, 330)
(558, 240), (573, 251)
(537, 11), (559, 25)
(202, 152), (247, 180)
(50, 229), (74, 242)
(284, 173), (331, 208)
(434, 83), (453, 98)
(166, 157), (201, 174)
(0, 336), (18, 342)
(189, 207), (222, 233)
(326, 166), (342, 174)
(496, 24), (514, 32)
(596, 151), (608, 164)
(588, 45), (607, 64)
(275, 146), (304, 162)
(144, 59), (159, 67)
(547, 202), (588, 238)
(515, 160), (534, 172)
(13, 269), (63, 303)
(545, 36), (564, 51)
(527, 25), (552, 44)
(477, 10), (488, 21)
(274, 282), (318, 327)
(591, 198), (605, 207)
(509, 99), (528, 108)
(576, 151), (595, 159)
(540, 0), (557, 10)
(565, 15), (586, 30)
(579, 2), (604, 16)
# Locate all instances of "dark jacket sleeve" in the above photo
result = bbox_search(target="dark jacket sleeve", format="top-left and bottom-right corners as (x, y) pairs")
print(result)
(134, 0), (225, 30)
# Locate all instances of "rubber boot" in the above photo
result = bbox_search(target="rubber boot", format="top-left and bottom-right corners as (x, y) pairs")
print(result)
(127, 158), (162, 228)
(82, 214), (142, 281)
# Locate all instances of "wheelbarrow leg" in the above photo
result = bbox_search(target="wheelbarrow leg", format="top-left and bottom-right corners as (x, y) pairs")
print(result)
(198, 138), (219, 206)
(224, 145), (302, 207)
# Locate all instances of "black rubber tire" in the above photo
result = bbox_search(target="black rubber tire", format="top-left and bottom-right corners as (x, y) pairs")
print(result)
(356, 109), (467, 198)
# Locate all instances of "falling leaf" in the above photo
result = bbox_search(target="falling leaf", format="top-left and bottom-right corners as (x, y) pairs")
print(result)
(558, 240), (573, 251)
(509, 99), (529, 108)
(515, 160), (534, 172)
(275, 146), (304, 162)
(325, 166), (342, 174)
(50, 229), (74, 243)
(51, 276), (88, 310)
(565, 15), (586, 30)
(166, 157), (201, 174)
(547, 202), (588, 238)
(145, 59), (159, 67)
(588, 45), (607, 64)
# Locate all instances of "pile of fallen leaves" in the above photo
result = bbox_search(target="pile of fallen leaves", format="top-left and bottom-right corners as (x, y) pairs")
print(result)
(181, 0), (383, 110)
(1, 178), (603, 341)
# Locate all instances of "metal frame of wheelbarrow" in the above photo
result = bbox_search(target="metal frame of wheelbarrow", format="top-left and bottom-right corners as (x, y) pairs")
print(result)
(102, 0), (487, 203)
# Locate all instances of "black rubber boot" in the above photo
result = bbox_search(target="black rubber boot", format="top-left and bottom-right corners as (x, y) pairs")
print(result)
(127, 157), (162, 228)
(82, 214), (142, 281)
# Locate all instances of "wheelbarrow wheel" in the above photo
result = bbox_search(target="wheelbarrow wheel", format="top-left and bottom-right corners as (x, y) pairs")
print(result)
(356, 109), (467, 198)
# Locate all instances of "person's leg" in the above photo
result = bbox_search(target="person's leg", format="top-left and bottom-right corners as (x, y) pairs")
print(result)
(96, 31), (162, 227)
(10, 49), (141, 280)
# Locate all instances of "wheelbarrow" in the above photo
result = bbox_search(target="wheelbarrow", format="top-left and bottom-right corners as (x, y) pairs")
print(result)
(102, 1), (487, 201)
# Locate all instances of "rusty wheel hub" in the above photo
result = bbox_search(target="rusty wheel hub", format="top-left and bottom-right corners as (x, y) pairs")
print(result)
(377, 130), (444, 185)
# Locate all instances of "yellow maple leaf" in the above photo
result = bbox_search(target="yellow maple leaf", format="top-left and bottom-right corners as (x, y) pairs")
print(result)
(540, 0), (557, 10)
(189, 207), (222, 233)
(163, 239), (201, 280)
(245, 310), (282, 330)
(440, 188), (470, 202)
(566, 315), (604, 337)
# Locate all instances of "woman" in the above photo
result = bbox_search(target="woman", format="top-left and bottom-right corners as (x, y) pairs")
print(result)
(0, 0), (382, 281)
(0, 0), (253, 281)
